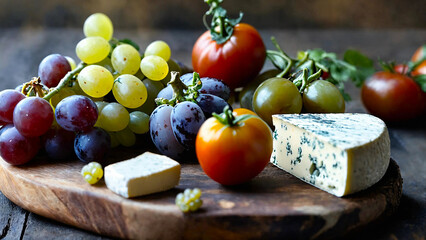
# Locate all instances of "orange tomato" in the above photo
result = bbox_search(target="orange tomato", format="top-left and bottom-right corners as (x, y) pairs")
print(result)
(195, 107), (272, 185)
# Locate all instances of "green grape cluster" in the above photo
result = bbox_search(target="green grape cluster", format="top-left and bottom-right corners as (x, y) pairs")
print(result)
(81, 162), (103, 184)
(175, 188), (203, 213)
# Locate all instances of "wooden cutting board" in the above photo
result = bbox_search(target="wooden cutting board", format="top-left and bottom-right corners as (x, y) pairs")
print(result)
(0, 144), (402, 240)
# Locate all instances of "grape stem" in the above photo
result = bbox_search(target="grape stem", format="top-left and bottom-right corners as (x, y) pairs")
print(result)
(155, 71), (203, 107)
(43, 62), (87, 101)
(213, 106), (254, 127)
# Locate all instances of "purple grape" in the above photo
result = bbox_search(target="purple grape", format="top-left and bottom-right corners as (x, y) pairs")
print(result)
(43, 127), (76, 160)
(196, 93), (232, 118)
(171, 101), (206, 148)
(0, 126), (40, 165)
(38, 54), (71, 88)
(0, 124), (13, 137)
(13, 97), (54, 137)
(150, 105), (186, 159)
(74, 127), (110, 164)
(157, 86), (173, 100)
(55, 95), (98, 132)
(0, 90), (25, 123)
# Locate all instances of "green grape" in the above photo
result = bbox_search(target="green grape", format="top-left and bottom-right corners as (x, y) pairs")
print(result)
(111, 44), (141, 75)
(108, 131), (120, 148)
(93, 57), (115, 73)
(98, 102), (129, 131)
(302, 80), (345, 113)
(49, 87), (75, 108)
(94, 101), (109, 128)
(135, 79), (165, 114)
(134, 69), (145, 80)
(140, 55), (169, 81)
(65, 56), (77, 70)
(176, 188), (203, 213)
(144, 40), (171, 61)
(81, 162), (103, 185)
(76, 37), (110, 64)
(115, 127), (136, 147)
(77, 65), (114, 98)
(129, 111), (149, 134)
(161, 59), (182, 85)
(83, 13), (113, 41)
(112, 74), (147, 108)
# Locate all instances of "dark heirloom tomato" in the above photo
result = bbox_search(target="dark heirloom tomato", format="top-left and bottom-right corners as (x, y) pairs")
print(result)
(196, 107), (272, 185)
(361, 71), (426, 122)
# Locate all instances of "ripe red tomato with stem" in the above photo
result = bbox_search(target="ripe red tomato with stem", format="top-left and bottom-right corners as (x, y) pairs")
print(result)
(192, 0), (266, 89)
(196, 106), (272, 185)
(361, 71), (426, 122)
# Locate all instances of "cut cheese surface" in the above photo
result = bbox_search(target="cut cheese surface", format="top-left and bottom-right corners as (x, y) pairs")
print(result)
(104, 152), (181, 198)
(271, 113), (390, 197)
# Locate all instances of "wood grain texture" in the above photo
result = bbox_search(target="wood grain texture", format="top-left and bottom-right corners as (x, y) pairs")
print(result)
(0, 150), (402, 240)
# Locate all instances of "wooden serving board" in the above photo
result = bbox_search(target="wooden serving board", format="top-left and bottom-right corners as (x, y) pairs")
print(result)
(0, 145), (402, 240)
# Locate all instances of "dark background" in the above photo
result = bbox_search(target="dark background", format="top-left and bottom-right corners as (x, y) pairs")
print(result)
(0, 0), (425, 29)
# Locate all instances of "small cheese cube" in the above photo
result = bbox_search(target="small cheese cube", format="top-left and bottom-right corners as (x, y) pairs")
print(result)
(271, 113), (390, 197)
(104, 152), (181, 198)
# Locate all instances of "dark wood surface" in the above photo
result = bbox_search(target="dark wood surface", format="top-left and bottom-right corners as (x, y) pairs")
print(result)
(0, 29), (425, 239)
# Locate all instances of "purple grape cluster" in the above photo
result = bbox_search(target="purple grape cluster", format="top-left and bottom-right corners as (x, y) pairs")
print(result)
(150, 72), (231, 159)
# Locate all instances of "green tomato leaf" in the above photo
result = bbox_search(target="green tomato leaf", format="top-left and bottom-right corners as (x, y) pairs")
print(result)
(414, 74), (426, 92)
(266, 50), (288, 71)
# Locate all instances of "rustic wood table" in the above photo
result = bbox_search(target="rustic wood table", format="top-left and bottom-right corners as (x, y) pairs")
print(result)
(0, 29), (424, 239)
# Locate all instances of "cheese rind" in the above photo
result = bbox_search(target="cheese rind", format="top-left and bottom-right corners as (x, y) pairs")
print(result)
(271, 113), (390, 197)
(104, 152), (181, 198)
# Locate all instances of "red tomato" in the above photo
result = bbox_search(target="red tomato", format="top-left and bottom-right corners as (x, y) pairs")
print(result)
(393, 64), (409, 75)
(411, 45), (425, 62)
(411, 45), (426, 76)
(361, 71), (426, 122)
(196, 108), (272, 185)
(192, 23), (266, 90)
(412, 61), (426, 76)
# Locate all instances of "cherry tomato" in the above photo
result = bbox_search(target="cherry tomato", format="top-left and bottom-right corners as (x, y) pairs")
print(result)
(252, 77), (302, 126)
(361, 71), (426, 122)
(393, 64), (409, 75)
(239, 69), (281, 110)
(192, 23), (266, 89)
(411, 45), (426, 76)
(412, 61), (426, 76)
(196, 107), (272, 185)
(303, 80), (345, 113)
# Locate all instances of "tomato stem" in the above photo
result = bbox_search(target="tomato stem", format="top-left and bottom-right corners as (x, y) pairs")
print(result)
(213, 106), (254, 127)
(203, 0), (243, 44)
(43, 62), (87, 101)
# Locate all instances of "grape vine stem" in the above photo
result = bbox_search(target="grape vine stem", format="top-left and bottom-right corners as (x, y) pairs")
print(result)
(43, 62), (87, 101)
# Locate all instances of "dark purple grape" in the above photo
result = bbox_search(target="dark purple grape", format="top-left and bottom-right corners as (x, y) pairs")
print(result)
(38, 54), (71, 88)
(43, 127), (76, 160)
(171, 101), (205, 148)
(157, 85), (173, 100)
(196, 93), (232, 118)
(0, 126), (40, 165)
(74, 127), (110, 164)
(150, 105), (186, 159)
(55, 95), (98, 132)
(180, 73), (194, 84)
(0, 90), (25, 123)
(13, 97), (54, 137)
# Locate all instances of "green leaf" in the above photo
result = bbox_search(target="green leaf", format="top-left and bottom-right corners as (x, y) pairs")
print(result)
(414, 74), (426, 92)
(344, 49), (374, 68)
(266, 50), (288, 70)
(119, 39), (140, 51)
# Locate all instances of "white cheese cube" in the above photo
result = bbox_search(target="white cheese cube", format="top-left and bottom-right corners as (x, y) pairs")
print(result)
(271, 113), (390, 197)
(104, 152), (181, 198)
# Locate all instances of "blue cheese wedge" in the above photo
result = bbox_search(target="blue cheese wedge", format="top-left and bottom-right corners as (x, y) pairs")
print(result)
(271, 113), (390, 197)
(104, 152), (181, 198)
